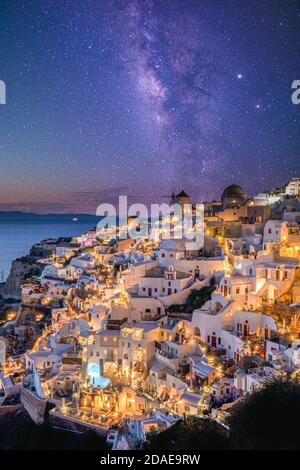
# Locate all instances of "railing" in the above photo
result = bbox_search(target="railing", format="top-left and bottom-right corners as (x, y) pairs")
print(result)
(157, 349), (177, 359)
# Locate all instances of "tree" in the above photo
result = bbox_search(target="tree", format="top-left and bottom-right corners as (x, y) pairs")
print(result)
(229, 380), (300, 450)
(167, 303), (184, 313)
(185, 284), (215, 313)
(74, 430), (109, 450)
(143, 417), (229, 450)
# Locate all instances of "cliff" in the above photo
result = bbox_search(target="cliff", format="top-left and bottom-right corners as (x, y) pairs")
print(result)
(1, 256), (42, 300)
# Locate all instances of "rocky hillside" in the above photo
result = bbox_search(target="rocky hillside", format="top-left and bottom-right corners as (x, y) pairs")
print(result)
(0, 408), (108, 450)
(0, 256), (42, 300)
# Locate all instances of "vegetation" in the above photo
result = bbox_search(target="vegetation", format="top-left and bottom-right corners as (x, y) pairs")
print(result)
(22, 276), (40, 285)
(168, 278), (216, 314)
(228, 380), (300, 450)
(143, 417), (229, 450)
(74, 430), (110, 450)
(144, 381), (300, 450)
(167, 303), (183, 313)
(184, 284), (215, 313)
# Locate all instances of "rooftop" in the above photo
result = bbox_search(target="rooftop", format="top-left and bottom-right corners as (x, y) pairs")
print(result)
(180, 391), (201, 407)
(145, 266), (190, 279)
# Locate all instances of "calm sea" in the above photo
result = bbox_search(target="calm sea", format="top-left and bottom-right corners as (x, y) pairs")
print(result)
(0, 222), (94, 280)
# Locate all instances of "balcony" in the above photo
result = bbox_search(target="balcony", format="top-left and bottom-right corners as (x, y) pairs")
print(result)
(157, 349), (177, 360)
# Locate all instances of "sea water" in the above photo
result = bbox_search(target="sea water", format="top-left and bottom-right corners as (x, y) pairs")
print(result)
(0, 222), (94, 280)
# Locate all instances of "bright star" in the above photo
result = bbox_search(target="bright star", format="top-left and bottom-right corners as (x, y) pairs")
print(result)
(237, 73), (243, 79)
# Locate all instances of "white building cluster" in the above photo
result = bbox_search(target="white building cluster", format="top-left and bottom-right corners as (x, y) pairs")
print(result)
(1, 180), (300, 448)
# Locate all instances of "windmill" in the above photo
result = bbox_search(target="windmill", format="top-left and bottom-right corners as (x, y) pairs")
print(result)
(160, 186), (177, 205)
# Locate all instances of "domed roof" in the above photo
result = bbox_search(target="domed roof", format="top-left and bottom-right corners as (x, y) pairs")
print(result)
(222, 184), (247, 199)
(221, 184), (247, 209)
(176, 190), (189, 198)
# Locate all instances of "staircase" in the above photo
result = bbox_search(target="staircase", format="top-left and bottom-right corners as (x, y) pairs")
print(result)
(198, 388), (210, 415)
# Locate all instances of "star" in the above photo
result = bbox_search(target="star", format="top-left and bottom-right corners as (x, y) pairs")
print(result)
(0, 0), (298, 213)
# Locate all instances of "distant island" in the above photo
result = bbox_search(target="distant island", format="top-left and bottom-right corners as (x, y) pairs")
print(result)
(0, 211), (101, 224)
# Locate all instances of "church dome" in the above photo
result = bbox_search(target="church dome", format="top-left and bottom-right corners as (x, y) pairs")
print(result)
(221, 184), (247, 209)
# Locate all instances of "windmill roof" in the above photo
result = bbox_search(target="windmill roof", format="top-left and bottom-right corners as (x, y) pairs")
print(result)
(176, 190), (189, 198)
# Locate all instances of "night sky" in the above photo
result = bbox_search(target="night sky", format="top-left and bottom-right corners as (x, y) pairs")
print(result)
(0, 0), (299, 213)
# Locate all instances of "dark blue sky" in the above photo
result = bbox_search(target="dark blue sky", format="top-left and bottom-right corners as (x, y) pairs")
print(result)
(0, 0), (299, 213)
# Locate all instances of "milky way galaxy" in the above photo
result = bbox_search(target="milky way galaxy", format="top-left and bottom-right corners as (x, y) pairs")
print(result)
(0, 0), (299, 212)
